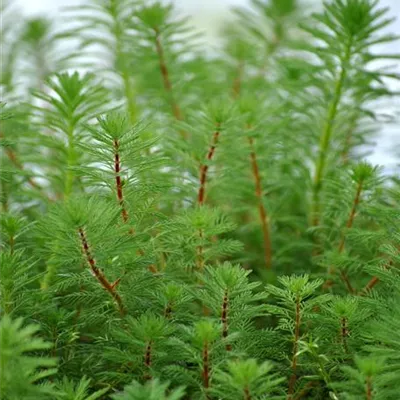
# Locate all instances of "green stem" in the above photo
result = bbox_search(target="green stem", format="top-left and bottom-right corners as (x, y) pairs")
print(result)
(312, 44), (352, 226)
(310, 346), (333, 390)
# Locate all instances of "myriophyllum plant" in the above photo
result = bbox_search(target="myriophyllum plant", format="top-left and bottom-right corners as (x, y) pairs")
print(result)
(0, 0), (399, 399)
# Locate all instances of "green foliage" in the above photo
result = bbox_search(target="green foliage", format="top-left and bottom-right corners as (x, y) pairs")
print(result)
(111, 379), (185, 400)
(1, 0), (399, 399)
(212, 358), (284, 399)
(0, 315), (57, 399)
(332, 356), (397, 400)
(55, 376), (109, 400)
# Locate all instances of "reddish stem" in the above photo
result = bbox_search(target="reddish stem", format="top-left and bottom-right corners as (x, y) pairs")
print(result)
(144, 340), (152, 380)
(113, 140), (158, 272)
(325, 181), (363, 292)
(340, 270), (355, 294)
(154, 28), (185, 138)
(232, 61), (244, 98)
(202, 304), (211, 316)
(113, 139), (129, 223)
(360, 254), (396, 295)
(164, 303), (172, 319)
(9, 235), (14, 255)
(248, 136), (272, 269)
(198, 127), (220, 206)
(338, 182), (362, 252)
(360, 276), (380, 295)
(144, 341), (152, 367)
(244, 387), (252, 400)
(196, 126), (220, 272)
(221, 289), (231, 351)
(1, 131), (46, 193)
(366, 377), (372, 400)
(294, 382), (318, 400)
(288, 296), (301, 400)
(202, 342), (210, 390)
(341, 317), (349, 353)
(78, 228), (125, 316)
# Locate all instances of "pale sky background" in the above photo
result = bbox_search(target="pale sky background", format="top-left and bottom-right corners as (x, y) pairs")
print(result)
(12, 0), (400, 170)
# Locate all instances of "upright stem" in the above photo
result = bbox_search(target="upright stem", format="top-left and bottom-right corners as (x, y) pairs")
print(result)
(248, 136), (272, 269)
(198, 126), (220, 205)
(113, 139), (129, 223)
(366, 377), (372, 400)
(340, 270), (355, 294)
(221, 289), (231, 351)
(196, 125), (220, 271)
(232, 60), (273, 269)
(244, 387), (252, 400)
(202, 341), (210, 391)
(154, 28), (185, 138)
(338, 181), (362, 253)
(312, 44), (352, 227)
(336, 180), (363, 293)
(232, 60), (244, 98)
(1, 182), (9, 212)
(78, 228), (125, 316)
(341, 317), (349, 353)
(144, 340), (152, 380)
(325, 180), (362, 292)
(288, 296), (301, 400)
(164, 303), (172, 319)
(112, 5), (137, 125)
(113, 141), (155, 272)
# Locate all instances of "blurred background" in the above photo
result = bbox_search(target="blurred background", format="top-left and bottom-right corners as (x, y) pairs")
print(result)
(10, 0), (400, 170)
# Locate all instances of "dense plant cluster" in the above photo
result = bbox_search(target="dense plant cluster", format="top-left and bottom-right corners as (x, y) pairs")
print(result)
(1, 0), (400, 398)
